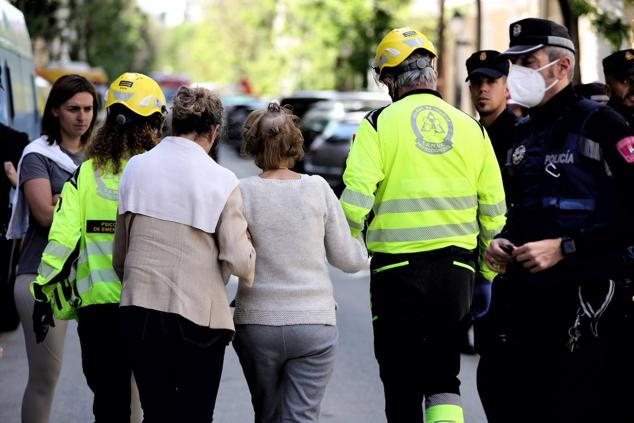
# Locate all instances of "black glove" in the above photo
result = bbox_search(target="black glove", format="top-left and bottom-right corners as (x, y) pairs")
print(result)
(32, 300), (55, 344)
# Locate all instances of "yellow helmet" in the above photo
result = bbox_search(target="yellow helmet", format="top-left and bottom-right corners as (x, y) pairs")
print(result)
(104, 72), (166, 117)
(372, 27), (437, 77)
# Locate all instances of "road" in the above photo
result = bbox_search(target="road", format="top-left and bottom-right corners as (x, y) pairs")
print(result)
(0, 144), (487, 422)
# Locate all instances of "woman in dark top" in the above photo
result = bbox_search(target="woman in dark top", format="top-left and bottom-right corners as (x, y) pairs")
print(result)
(7, 74), (97, 423)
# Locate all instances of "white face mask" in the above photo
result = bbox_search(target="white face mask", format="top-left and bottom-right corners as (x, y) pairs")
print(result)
(507, 59), (560, 108)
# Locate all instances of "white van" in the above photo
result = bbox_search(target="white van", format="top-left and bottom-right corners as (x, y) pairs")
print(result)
(0, 0), (39, 139)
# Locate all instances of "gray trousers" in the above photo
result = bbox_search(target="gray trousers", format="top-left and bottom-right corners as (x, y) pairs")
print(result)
(233, 324), (338, 423)
(14, 273), (69, 423)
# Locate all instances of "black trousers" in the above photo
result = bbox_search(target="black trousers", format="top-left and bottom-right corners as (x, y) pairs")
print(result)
(77, 303), (132, 423)
(476, 275), (634, 423)
(370, 247), (475, 423)
(120, 306), (233, 423)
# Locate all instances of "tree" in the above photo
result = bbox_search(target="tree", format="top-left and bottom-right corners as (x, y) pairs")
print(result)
(559, 0), (634, 83)
(13, 0), (155, 79)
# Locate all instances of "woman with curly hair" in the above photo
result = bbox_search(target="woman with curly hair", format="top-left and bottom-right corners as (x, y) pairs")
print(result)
(30, 72), (165, 423)
(234, 103), (368, 422)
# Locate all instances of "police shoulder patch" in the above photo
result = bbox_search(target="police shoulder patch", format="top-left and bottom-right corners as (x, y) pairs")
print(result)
(616, 136), (634, 163)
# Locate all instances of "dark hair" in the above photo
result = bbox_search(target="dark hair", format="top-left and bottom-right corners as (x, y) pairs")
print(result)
(241, 102), (304, 170)
(41, 74), (99, 146)
(171, 86), (223, 136)
(85, 103), (162, 174)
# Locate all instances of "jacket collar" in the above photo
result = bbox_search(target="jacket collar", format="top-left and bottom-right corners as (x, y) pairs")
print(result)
(398, 88), (443, 101)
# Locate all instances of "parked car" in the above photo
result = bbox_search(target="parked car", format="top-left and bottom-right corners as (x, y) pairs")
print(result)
(221, 95), (266, 151)
(304, 111), (367, 195)
(280, 90), (390, 171)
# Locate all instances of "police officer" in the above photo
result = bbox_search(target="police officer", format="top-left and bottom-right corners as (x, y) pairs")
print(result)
(574, 82), (610, 105)
(462, 50), (518, 354)
(341, 27), (506, 423)
(466, 50), (516, 169)
(481, 18), (634, 423)
(603, 49), (634, 127)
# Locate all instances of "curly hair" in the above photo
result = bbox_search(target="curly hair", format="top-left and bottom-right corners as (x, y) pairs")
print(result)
(41, 74), (99, 145)
(85, 104), (163, 174)
(241, 102), (304, 170)
(171, 86), (223, 136)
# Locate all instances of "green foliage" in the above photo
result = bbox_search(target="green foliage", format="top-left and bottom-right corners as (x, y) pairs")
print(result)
(154, 0), (405, 95)
(568, 0), (634, 51)
(10, 0), (62, 42)
(13, 0), (154, 80)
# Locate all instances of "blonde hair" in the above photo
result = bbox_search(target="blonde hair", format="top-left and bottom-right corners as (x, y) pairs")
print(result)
(171, 86), (224, 135)
(241, 103), (304, 170)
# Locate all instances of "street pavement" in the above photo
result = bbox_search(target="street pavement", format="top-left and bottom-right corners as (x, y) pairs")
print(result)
(0, 144), (487, 422)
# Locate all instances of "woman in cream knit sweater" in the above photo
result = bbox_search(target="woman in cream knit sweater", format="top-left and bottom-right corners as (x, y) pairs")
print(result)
(234, 103), (367, 422)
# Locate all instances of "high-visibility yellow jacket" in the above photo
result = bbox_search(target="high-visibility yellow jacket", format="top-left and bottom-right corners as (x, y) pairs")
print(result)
(31, 159), (124, 318)
(341, 89), (506, 280)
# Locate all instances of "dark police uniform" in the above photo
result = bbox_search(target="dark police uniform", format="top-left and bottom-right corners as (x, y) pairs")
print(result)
(603, 49), (634, 127)
(476, 18), (634, 423)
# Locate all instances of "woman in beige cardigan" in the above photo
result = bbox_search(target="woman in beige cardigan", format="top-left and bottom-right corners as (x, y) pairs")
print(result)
(113, 86), (255, 423)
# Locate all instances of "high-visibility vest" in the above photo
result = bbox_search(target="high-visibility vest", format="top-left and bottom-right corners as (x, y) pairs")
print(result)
(341, 89), (506, 280)
(31, 159), (124, 318)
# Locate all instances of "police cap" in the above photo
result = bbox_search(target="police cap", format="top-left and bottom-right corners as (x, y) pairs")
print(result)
(501, 18), (575, 57)
(602, 49), (634, 80)
(574, 82), (609, 103)
(465, 50), (509, 82)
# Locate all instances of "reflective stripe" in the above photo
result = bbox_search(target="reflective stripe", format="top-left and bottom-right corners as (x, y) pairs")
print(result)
(76, 269), (120, 294)
(347, 218), (364, 231)
(367, 221), (478, 243)
(479, 200), (507, 217)
(542, 197), (595, 211)
(372, 260), (409, 274)
(78, 241), (114, 265)
(37, 262), (57, 279)
(480, 226), (504, 241)
(43, 242), (71, 259)
(341, 188), (374, 209)
(453, 260), (475, 273)
(375, 195), (477, 215)
(579, 137), (602, 161)
(94, 170), (118, 201)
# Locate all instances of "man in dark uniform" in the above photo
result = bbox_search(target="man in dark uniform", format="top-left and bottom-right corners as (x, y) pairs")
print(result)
(461, 50), (518, 354)
(480, 18), (634, 423)
(603, 49), (634, 127)
(466, 50), (517, 169)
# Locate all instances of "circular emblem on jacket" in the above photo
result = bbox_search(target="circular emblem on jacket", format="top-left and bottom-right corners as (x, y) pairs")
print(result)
(411, 105), (454, 154)
(512, 144), (526, 165)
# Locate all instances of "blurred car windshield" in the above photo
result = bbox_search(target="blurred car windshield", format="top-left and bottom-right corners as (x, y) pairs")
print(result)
(324, 121), (359, 142)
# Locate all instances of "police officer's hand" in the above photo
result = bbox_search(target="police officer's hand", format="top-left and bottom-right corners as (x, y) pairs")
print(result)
(32, 300), (55, 344)
(485, 238), (516, 273)
(512, 238), (564, 273)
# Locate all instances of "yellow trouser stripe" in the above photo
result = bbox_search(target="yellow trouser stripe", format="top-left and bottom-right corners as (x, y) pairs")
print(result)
(372, 260), (409, 274)
(453, 260), (475, 273)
